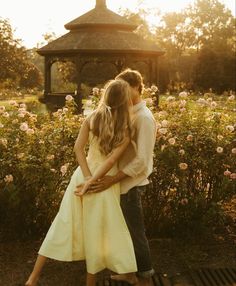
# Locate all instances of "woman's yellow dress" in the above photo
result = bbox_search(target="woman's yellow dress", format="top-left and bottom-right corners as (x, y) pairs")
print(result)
(39, 133), (137, 274)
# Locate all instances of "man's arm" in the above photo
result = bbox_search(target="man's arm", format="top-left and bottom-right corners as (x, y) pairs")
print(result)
(89, 115), (156, 193)
(87, 170), (127, 193)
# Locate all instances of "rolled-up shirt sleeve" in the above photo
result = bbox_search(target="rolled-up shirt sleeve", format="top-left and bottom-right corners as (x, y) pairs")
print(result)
(122, 115), (156, 178)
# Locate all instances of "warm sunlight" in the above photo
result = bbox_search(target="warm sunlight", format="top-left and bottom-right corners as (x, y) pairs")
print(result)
(1, 0), (236, 283)
(1, 0), (235, 48)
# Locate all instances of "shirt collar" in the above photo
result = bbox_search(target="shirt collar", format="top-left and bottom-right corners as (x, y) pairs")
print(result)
(132, 100), (146, 113)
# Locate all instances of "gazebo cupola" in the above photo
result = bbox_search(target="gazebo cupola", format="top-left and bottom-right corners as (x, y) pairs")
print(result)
(96, 0), (106, 8)
(37, 0), (164, 110)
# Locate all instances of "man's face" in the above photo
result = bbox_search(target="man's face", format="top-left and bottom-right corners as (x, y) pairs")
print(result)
(129, 86), (140, 103)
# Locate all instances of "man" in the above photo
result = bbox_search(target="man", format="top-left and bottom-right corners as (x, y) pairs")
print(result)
(82, 69), (157, 286)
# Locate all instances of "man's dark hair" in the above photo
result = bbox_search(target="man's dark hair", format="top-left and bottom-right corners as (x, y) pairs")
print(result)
(115, 68), (144, 94)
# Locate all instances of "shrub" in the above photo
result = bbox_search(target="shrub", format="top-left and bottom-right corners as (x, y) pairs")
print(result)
(144, 93), (236, 236)
(0, 92), (235, 239)
(0, 98), (83, 239)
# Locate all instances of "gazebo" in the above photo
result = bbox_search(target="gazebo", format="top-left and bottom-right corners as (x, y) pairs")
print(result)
(37, 0), (164, 110)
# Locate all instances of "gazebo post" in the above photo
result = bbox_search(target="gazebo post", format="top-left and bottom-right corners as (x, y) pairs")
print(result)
(152, 58), (158, 85)
(148, 58), (153, 86)
(75, 82), (82, 113)
(44, 57), (52, 97)
(75, 58), (83, 113)
(156, 57), (160, 86)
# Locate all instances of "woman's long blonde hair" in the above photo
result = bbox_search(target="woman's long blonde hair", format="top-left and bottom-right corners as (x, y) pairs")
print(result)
(90, 79), (132, 155)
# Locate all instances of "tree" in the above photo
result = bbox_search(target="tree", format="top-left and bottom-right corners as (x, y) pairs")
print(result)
(154, 0), (236, 92)
(186, 0), (235, 50)
(0, 17), (42, 89)
(195, 40), (236, 93)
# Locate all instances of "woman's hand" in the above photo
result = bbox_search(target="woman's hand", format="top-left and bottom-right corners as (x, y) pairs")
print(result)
(74, 177), (92, 196)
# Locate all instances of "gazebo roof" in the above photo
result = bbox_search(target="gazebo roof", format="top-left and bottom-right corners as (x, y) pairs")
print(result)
(37, 0), (164, 56)
(64, 0), (137, 31)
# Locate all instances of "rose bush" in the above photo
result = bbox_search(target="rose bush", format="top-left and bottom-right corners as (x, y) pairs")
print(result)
(144, 93), (236, 236)
(0, 98), (83, 239)
(0, 91), (235, 239)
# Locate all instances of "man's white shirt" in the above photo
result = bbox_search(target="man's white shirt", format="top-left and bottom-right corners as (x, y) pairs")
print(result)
(119, 101), (157, 194)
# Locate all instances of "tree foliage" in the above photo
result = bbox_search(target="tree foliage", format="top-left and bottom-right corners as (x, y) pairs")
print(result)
(0, 18), (42, 89)
(123, 0), (236, 93)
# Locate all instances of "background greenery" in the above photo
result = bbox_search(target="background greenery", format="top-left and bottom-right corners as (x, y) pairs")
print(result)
(0, 0), (235, 95)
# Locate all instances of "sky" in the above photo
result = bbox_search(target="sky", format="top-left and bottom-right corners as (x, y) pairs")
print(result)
(1, 0), (235, 48)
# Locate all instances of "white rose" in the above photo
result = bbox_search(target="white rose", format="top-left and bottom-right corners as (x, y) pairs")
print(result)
(65, 95), (73, 101)
(20, 122), (29, 131)
(60, 163), (69, 176)
(17, 153), (25, 159)
(92, 87), (100, 96)
(0, 138), (8, 147)
(187, 135), (193, 141)
(179, 149), (185, 155)
(179, 91), (188, 99)
(228, 95), (235, 101)
(4, 174), (14, 183)
(158, 111), (168, 118)
(210, 101), (217, 108)
(47, 154), (55, 160)
(19, 103), (26, 109)
(3, 112), (9, 118)
(26, 128), (35, 135)
(166, 96), (175, 102)
(161, 120), (169, 127)
(18, 113), (25, 118)
(9, 100), (18, 106)
(168, 138), (176, 145)
(231, 148), (236, 154)
(226, 125), (234, 132)
(159, 128), (168, 135)
(179, 163), (188, 170)
(151, 85), (158, 93)
(0, 106), (6, 113)
(179, 100), (186, 107)
(197, 98), (207, 105)
(216, 147), (223, 153)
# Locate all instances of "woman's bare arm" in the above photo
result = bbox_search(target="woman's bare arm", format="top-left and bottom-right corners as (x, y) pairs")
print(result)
(75, 136), (130, 195)
(73, 118), (92, 179)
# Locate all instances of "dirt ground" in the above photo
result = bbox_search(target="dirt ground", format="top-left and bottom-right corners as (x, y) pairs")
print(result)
(0, 198), (235, 286)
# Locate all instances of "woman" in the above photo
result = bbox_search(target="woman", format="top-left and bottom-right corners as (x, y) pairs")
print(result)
(25, 79), (138, 286)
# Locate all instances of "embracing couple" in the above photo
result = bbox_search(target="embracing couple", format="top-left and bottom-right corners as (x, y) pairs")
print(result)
(26, 69), (157, 286)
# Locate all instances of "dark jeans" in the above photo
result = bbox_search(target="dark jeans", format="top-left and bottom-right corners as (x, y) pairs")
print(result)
(120, 186), (155, 278)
